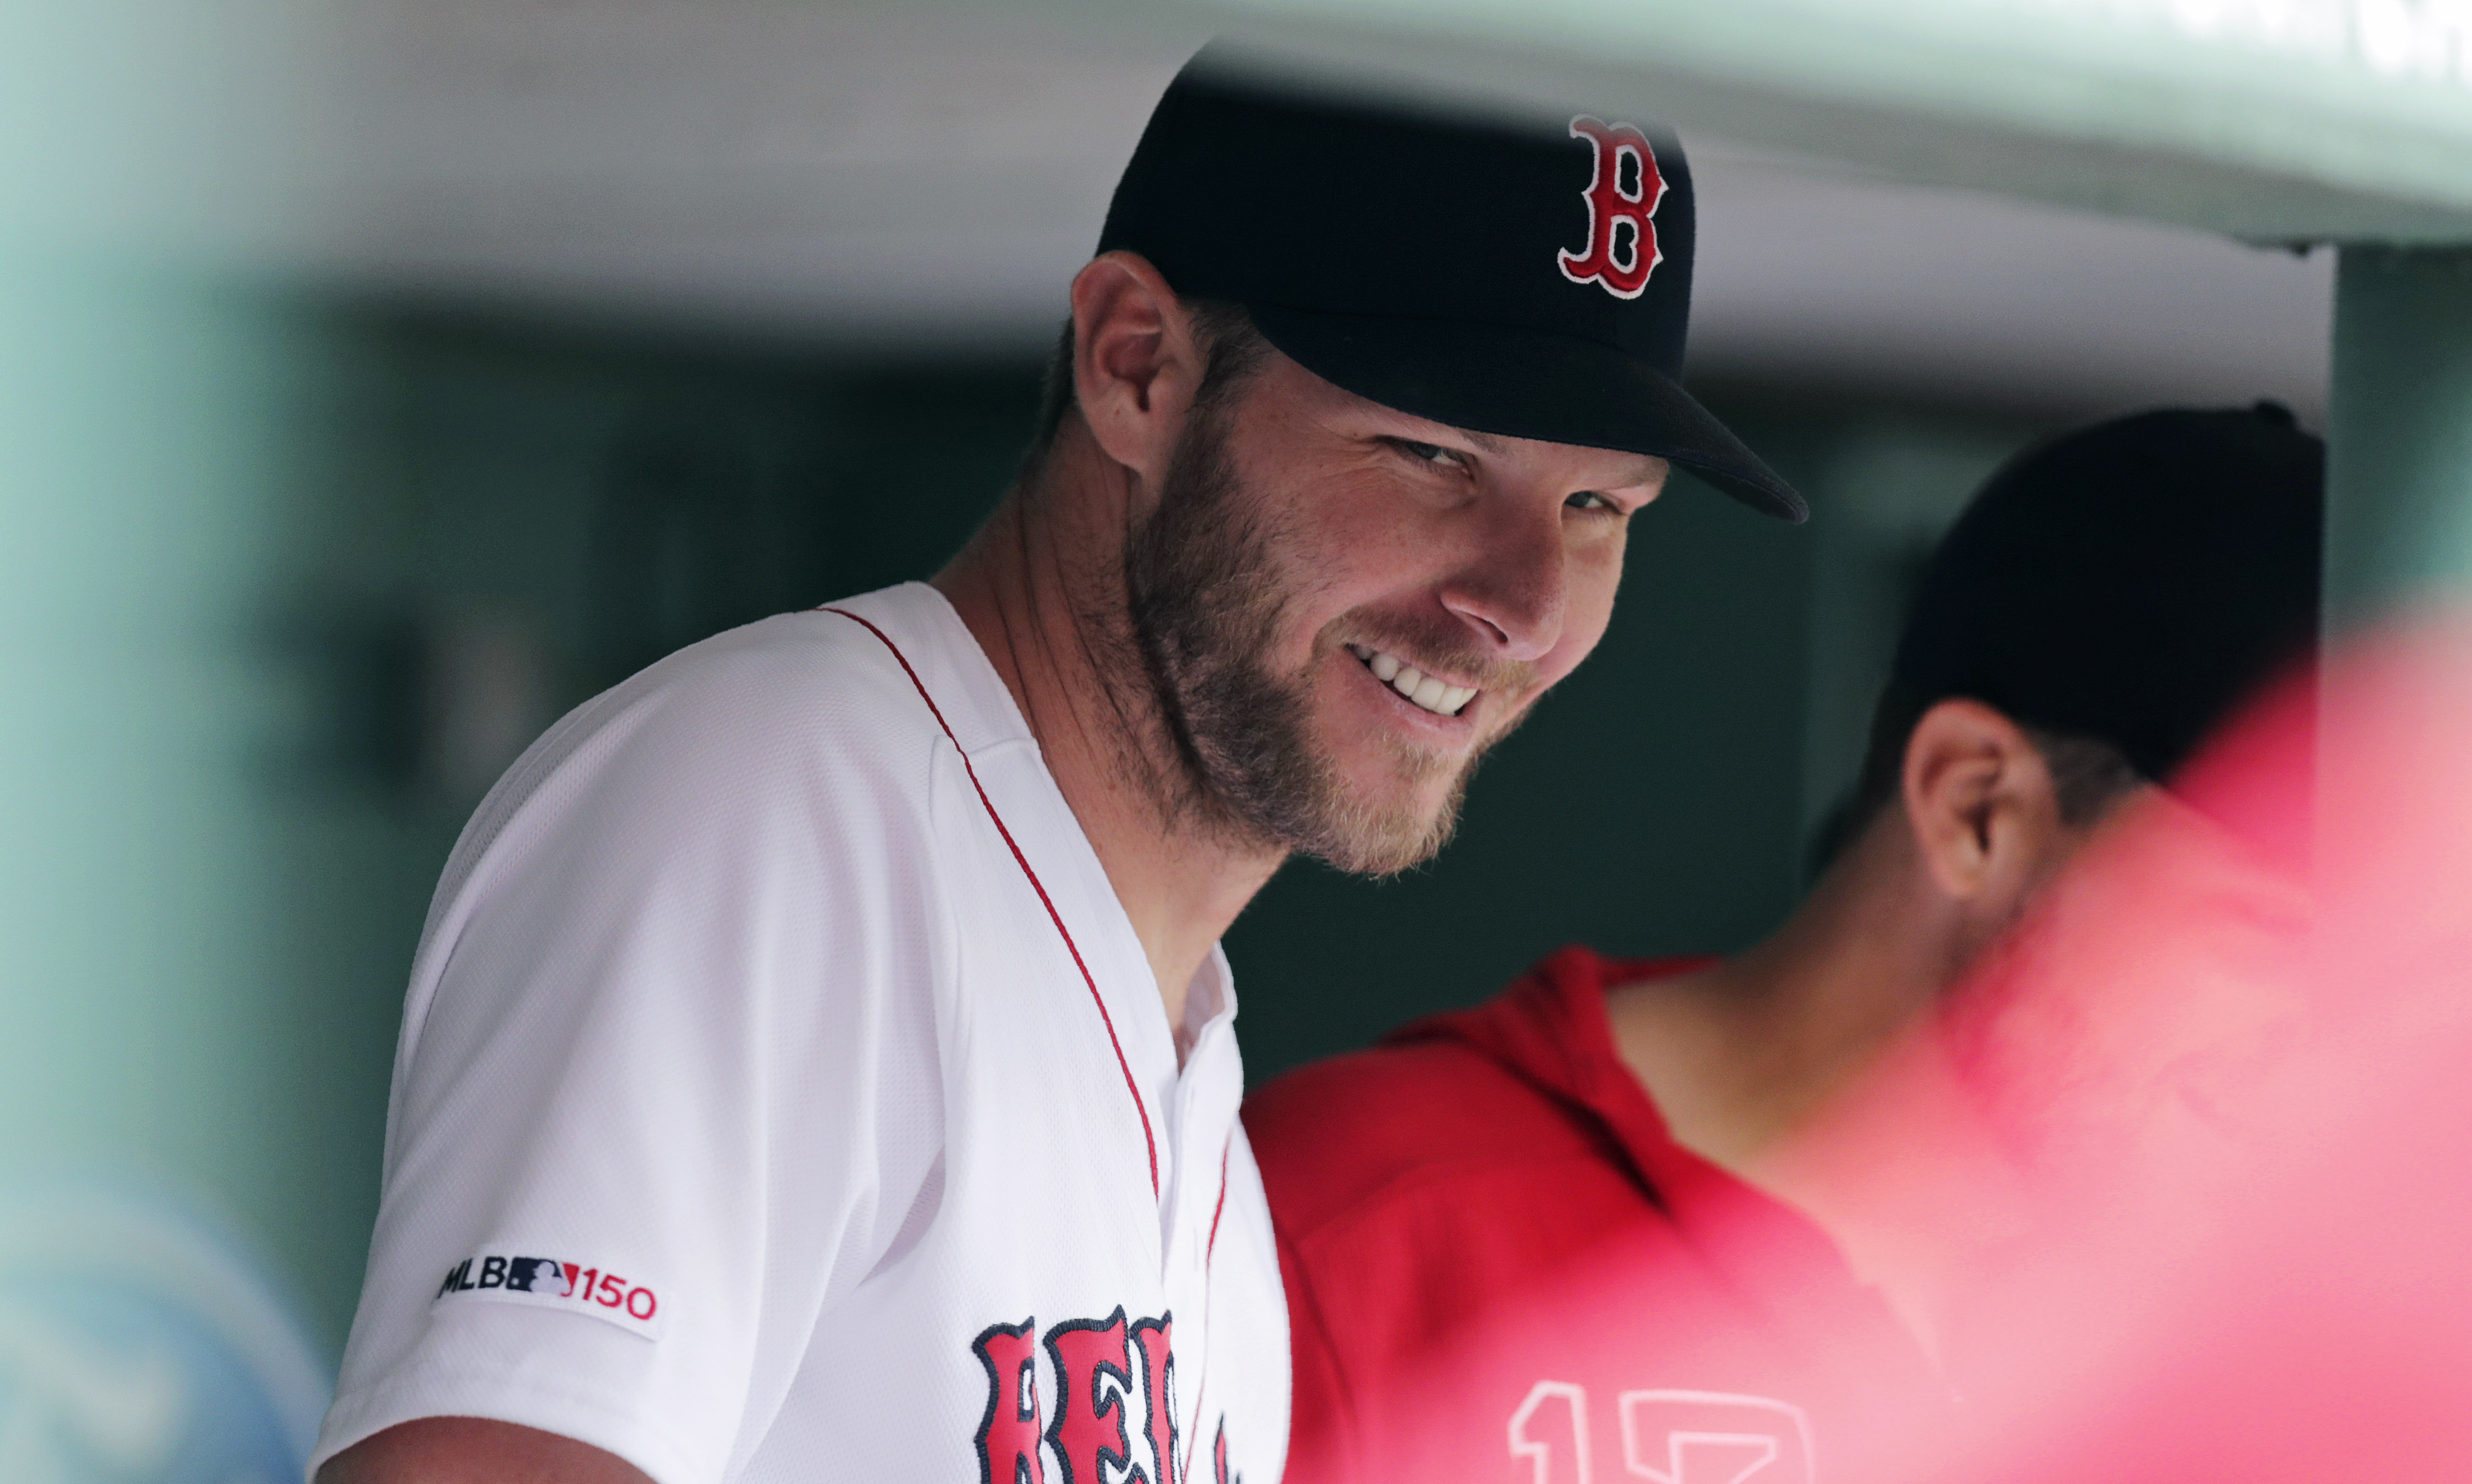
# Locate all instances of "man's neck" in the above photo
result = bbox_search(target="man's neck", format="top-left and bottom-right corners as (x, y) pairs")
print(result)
(1605, 829), (1989, 1362)
(933, 449), (1284, 1043)
(1606, 839), (1951, 1171)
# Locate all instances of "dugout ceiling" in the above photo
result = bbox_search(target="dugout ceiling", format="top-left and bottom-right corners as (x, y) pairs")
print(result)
(1122, 0), (2472, 244)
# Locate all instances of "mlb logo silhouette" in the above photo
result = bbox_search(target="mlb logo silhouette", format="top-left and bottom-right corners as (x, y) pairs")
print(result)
(502, 1257), (571, 1295)
(1511, 1382), (1813, 1484)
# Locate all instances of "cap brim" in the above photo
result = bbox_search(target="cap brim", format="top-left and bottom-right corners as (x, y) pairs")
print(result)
(1247, 305), (1806, 522)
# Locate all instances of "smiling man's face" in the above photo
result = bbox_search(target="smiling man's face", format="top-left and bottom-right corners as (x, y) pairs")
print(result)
(1125, 345), (1668, 875)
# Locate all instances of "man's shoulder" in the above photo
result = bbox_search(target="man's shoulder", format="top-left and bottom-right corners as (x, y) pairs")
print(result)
(1241, 1028), (1603, 1245)
(524, 586), (999, 804)
(622, 586), (987, 756)
(431, 587), (1001, 926)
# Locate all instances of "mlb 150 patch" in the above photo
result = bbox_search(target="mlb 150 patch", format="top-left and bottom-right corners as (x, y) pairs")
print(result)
(431, 1252), (666, 1340)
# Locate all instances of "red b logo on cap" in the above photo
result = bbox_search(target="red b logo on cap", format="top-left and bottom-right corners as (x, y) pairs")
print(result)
(1557, 117), (1666, 299)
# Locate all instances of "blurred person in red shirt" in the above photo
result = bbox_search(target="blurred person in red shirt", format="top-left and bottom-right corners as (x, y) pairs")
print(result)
(1243, 404), (2323, 1484)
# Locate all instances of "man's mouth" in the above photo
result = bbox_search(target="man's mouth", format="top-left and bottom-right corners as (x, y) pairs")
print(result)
(1346, 643), (1477, 718)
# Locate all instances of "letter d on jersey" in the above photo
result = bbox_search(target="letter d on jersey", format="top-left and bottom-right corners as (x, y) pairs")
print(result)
(1556, 118), (1666, 299)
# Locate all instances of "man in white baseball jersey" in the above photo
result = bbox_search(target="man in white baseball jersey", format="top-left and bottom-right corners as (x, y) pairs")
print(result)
(311, 48), (1804, 1484)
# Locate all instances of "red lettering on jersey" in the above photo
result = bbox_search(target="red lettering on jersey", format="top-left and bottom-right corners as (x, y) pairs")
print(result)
(1045, 1308), (1137, 1484)
(1556, 117), (1666, 300)
(974, 1319), (1048, 1484)
(1132, 1314), (1178, 1484)
(1213, 1416), (1235, 1484)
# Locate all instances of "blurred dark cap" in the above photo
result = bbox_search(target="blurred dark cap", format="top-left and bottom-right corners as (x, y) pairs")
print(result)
(1893, 403), (2323, 785)
(1096, 46), (1804, 520)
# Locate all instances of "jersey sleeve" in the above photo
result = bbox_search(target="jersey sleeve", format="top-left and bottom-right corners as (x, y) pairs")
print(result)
(312, 617), (955, 1484)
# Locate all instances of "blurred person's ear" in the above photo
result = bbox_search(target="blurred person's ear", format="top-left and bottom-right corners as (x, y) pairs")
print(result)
(1067, 251), (1208, 500)
(1901, 698), (2069, 915)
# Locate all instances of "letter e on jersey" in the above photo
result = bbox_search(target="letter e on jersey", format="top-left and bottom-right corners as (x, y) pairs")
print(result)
(978, 1308), (1215, 1484)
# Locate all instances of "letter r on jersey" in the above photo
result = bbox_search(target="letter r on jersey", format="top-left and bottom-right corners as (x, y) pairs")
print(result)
(1557, 117), (1665, 299)
(974, 1320), (1048, 1484)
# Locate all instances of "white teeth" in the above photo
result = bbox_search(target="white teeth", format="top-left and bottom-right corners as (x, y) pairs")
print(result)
(1351, 645), (1478, 718)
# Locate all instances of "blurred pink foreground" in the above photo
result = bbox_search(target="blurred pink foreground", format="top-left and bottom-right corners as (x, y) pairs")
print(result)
(1786, 615), (2472, 1479)
(1427, 617), (2472, 1482)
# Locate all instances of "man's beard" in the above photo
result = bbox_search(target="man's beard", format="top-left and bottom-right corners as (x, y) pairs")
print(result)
(1116, 403), (1514, 877)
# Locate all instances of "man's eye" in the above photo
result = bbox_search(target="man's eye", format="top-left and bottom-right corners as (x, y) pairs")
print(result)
(1567, 490), (1617, 512)
(1392, 439), (1459, 468)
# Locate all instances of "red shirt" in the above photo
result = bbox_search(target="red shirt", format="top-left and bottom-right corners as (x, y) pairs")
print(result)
(1244, 947), (1948, 1484)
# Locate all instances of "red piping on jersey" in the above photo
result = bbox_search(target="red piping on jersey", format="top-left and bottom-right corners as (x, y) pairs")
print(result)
(821, 606), (1161, 1200)
(1180, 1131), (1237, 1484)
(1206, 1133), (1232, 1261)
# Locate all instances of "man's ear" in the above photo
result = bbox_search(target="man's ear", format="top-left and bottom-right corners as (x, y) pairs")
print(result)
(1901, 697), (2068, 908)
(1067, 251), (1208, 494)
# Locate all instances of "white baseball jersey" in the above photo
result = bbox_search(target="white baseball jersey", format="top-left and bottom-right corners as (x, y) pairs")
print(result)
(310, 582), (1290, 1484)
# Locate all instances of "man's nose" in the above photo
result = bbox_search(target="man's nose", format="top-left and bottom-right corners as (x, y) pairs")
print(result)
(1436, 501), (1567, 664)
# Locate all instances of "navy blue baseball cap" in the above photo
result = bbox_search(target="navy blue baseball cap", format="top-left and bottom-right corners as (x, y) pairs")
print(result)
(1894, 402), (2324, 785)
(1097, 49), (1805, 522)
